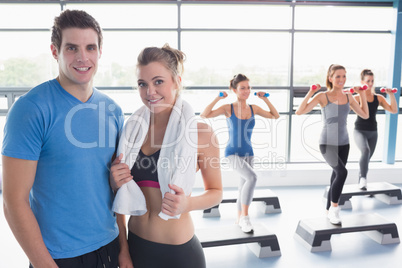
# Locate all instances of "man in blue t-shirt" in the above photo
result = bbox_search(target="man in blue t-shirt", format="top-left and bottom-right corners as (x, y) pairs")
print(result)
(2, 10), (124, 267)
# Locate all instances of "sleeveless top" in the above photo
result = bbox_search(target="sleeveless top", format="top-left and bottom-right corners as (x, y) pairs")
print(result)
(131, 149), (160, 188)
(319, 93), (350, 146)
(225, 103), (255, 157)
(354, 95), (378, 131)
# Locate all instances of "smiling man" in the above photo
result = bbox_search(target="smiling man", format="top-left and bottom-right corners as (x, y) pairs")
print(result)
(2, 10), (124, 268)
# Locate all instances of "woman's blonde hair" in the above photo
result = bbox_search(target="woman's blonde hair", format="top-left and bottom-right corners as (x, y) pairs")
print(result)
(137, 44), (186, 94)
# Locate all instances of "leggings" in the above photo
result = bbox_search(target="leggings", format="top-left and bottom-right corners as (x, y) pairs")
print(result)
(227, 155), (257, 211)
(320, 144), (350, 210)
(353, 129), (378, 179)
(128, 231), (206, 268)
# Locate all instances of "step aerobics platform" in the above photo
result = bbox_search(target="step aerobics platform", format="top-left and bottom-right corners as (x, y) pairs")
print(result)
(323, 182), (402, 209)
(294, 213), (400, 252)
(203, 189), (281, 217)
(197, 223), (281, 258)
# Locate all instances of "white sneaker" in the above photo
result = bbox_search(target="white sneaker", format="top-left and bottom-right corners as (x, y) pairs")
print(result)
(238, 216), (254, 233)
(327, 206), (341, 225)
(359, 177), (367, 190)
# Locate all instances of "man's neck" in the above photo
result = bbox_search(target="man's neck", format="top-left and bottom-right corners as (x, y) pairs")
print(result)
(56, 77), (94, 103)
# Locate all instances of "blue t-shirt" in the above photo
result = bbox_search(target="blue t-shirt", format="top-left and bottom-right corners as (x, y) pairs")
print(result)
(225, 104), (255, 157)
(2, 79), (124, 259)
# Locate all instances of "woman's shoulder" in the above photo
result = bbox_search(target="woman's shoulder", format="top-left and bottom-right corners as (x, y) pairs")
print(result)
(374, 93), (385, 101)
(197, 122), (213, 132)
(221, 103), (231, 109)
(312, 91), (327, 105)
(223, 103), (233, 107)
(219, 103), (232, 117)
(196, 122), (219, 154)
(197, 122), (215, 144)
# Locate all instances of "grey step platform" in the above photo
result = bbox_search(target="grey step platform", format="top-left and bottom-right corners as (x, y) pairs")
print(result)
(294, 213), (400, 252)
(196, 223), (281, 258)
(203, 189), (281, 217)
(323, 182), (402, 209)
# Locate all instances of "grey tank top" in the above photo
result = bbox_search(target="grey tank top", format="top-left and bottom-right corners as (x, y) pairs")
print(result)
(319, 93), (350, 146)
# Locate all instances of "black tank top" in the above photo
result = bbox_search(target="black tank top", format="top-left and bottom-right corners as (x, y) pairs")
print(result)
(354, 95), (379, 131)
(131, 149), (160, 188)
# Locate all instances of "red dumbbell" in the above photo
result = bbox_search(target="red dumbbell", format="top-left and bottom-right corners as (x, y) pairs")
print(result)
(343, 88), (355, 94)
(311, 85), (318, 90)
(380, 88), (398, 93)
(347, 85), (367, 93)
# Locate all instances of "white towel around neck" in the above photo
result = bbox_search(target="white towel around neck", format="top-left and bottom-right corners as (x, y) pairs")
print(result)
(112, 96), (198, 220)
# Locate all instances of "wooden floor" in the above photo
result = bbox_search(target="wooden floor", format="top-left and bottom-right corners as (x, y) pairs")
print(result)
(1, 184), (401, 268)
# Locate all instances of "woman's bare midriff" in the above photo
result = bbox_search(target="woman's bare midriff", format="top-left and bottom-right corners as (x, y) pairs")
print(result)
(128, 187), (194, 245)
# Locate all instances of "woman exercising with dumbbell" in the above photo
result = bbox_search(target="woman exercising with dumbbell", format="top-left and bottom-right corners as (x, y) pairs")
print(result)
(353, 69), (398, 190)
(296, 64), (369, 225)
(201, 74), (279, 233)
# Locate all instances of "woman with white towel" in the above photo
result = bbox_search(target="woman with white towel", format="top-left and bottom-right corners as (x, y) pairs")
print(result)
(200, 74), (280, 234)
(110, 44), (222, 268)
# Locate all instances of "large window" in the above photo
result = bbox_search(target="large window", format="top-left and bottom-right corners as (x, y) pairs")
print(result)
(96, 31), (178, 87)
(0, 0), (398, 163)
(293, 33), (392, 87)
(65, 2), (179, 87)
(295, 5), (394, 31)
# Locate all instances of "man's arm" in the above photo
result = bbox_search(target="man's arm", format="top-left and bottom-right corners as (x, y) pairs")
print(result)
(2, 155), (58, 268)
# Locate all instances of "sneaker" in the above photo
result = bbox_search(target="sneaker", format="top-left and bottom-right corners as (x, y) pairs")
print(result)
(238, 216), (254, 233)
(327, 206), (342, 225)
(359, 177), (367, 190)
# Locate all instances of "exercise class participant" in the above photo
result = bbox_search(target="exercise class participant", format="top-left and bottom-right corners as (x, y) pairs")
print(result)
(354, 69), (398, 190)
(296, 64), (369, 225)
(201, 74), (279, 233)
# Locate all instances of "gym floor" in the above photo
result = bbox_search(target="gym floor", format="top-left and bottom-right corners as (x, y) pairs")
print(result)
(195, 185), (402, 268)
(1, 184), (401, 267)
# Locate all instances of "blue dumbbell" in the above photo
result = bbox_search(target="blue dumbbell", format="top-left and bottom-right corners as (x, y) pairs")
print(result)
(219, 92), (225, 97)
(254, 92), (269, 97)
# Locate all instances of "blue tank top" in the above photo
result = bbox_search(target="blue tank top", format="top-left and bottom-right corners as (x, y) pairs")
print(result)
(354, 95), (378, 131)
(225, 103), (255, 157)
(319, 93), (350, 146)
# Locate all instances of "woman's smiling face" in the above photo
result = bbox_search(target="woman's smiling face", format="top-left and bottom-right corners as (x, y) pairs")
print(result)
(233, 80), (251, 100)
(329, 69), (346, 90)
(137, 61), (179, 114)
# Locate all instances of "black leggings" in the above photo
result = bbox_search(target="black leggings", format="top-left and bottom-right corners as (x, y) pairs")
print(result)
(320, 144), (350, 210)
(128, 231), (206, 268)
(353, 129), (378, 179)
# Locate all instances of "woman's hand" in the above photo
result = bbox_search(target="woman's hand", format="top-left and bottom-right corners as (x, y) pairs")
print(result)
(161, 184), (189, 216)
(118, 249), (134, 268)
(218, 91), (228, 99)
(110, 153), (133, 192)
(354, 86), (366, 95)
(255, 91), (269, 98)
(382, 88), (397, 94)
(310, 84), (321, 92)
